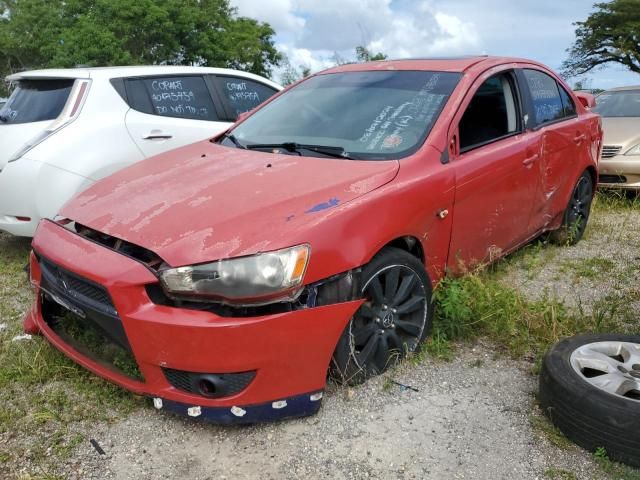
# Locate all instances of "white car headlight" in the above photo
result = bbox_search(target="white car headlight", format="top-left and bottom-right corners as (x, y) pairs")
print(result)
(625, 144), (640, 156)
(159, 244), (310, 305)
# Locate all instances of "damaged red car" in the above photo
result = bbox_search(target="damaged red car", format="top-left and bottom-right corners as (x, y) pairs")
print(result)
(24, 56), (602, 423)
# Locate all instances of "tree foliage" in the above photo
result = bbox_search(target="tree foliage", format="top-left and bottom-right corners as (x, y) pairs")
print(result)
(0, 0), (281, 95)
(355, 46), (387, 62)
(562, 0), (640, 77)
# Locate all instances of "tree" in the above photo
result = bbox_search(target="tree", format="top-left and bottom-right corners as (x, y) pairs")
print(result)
(562, 0), (640, 77)
(355, 46), (387, 62)
(0, 0), (281, 95)
(279, 55), (311, 86)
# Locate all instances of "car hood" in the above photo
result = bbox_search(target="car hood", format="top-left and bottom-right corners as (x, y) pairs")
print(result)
(61, 141), (399, 266)
(601, 117), (640, 149)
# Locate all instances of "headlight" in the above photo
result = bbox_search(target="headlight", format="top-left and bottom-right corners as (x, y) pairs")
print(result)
(159, 244), (310, 305)
(625, 144), (640, 156)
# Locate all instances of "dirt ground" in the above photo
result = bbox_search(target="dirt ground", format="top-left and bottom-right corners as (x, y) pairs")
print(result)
(1, 195), (639, 480)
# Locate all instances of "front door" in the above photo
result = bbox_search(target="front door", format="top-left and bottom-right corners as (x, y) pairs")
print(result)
(447, 69), (539, 272)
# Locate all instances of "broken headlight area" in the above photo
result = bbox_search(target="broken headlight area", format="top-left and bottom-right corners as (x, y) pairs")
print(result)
(158, 244), (310, 305)
(146, 269), (361, 318)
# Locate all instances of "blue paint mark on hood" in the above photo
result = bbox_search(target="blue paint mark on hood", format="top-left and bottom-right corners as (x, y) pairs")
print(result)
(305, 198), (340, 214)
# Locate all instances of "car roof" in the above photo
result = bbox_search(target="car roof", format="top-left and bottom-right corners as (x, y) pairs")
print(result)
(6, 66), (282, 89)
(318, 55), (542, 75)
(602, 85), (640, 92)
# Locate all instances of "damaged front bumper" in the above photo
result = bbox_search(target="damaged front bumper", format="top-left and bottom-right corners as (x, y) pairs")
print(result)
(24, 220), (362, 423)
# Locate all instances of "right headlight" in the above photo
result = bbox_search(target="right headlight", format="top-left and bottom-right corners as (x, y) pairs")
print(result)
(159, 244), (310, 305)
(624, 144), (640, 156)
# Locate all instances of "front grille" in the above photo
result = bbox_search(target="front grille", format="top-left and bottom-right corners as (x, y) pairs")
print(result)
(38, 255), (143, 381)
(163, 368), (255, 398)
(39, 256), (116, 316)
(599, 174), (628, 184)
(601, 145), (623, 159)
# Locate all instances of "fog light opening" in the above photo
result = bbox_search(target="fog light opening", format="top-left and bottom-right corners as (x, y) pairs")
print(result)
(198, 378), (218, 396)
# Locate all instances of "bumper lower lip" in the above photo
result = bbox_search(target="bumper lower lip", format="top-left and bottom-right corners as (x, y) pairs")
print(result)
(153, 391), (324, 424)
(26, 219), (362, 422)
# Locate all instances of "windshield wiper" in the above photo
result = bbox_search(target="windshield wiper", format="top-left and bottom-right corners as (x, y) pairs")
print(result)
(245, 142), (353, 159)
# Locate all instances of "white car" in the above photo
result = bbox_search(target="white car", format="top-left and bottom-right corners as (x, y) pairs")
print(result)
(0, 66), (281, 236)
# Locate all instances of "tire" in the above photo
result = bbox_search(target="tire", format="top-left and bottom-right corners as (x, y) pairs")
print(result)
(549, 170), (594, 245)
(539, 333), (640, 467)
(331, 247), (433, 385)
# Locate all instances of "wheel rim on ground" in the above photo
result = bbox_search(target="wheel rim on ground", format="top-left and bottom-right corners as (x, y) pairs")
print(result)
(570, 341), (640, 401)
(349, 264), (427, 375)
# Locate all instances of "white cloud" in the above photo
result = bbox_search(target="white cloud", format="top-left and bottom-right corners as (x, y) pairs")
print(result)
(230, 0), (305, 37)
(231, 0), (481, 82)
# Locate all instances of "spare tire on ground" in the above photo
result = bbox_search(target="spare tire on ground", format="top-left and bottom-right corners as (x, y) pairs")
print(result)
(539, 333), (640, 468)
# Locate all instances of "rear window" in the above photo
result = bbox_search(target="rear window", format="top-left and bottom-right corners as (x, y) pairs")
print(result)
(125, 76), (219, 121)
(0, 79), (74, 124)
(214, 77), (278, 120)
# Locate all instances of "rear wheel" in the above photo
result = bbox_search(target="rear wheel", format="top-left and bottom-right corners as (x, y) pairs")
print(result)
(549, 171), (594, 245)
(331, 248), (432, 385)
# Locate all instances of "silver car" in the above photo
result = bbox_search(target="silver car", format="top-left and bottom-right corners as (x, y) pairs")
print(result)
(594, 86), (640, 189)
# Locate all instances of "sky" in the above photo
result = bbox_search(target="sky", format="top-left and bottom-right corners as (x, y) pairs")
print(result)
(230, 0), (640, 89)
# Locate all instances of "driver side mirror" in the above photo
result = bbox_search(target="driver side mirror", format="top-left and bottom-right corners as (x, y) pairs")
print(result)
(574, 91), (596, 109)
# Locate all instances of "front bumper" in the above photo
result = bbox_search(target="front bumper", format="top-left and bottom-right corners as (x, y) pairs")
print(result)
(598, 155), (640, 189)
(25, 220), (362, 423)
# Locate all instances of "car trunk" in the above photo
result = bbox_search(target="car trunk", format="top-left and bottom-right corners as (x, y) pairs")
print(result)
(0, 78), (76, 169)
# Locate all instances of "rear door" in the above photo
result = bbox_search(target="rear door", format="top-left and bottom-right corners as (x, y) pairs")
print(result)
(0, 78), (75, 168)
(447, 68), (539, 271)
(518, 68), (587, 232)
(123, 75), (230, 158)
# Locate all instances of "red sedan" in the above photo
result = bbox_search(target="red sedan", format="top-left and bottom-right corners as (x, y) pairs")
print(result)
(24, 56), (601, 423)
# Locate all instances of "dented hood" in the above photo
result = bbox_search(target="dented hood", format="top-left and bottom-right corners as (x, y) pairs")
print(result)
(61, 141), (399, 266)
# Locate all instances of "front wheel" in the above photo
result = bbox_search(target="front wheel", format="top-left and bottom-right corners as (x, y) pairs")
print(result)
(549, 171), (594, 245)
(331, 247), (433, 385)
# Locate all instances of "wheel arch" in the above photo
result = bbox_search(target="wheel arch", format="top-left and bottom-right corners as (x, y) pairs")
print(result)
(379, 236), (425, 264)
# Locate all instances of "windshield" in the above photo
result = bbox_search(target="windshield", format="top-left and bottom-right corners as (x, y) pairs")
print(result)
(593, 90), (640, 118)
(0, 79), (74, 124)
(225, 70), (461, 160)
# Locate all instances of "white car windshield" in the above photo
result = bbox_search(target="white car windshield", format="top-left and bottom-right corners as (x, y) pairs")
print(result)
(224, 70), (461, 160)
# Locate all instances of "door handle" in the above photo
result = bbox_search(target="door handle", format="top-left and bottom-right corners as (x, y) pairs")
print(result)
(523, 153), (539, 166)
(142, 131), (173, 140)
(573, 133), (586, 144)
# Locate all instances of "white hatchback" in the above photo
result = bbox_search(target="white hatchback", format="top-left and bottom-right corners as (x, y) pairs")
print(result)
(0, 66), (281, 236)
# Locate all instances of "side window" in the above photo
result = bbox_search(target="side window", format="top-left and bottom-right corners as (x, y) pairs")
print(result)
(214, 76), (278, 120)
(557, 84), (577, 117)
(522, 69), (564, 125)
(459, 72), (520, 151)
(125, 76), (219, 121)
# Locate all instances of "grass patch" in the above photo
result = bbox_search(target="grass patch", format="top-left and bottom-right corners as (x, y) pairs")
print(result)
(529, 414), (574, 450)
(593, 447), (640, 480)
(544, 468), (577, 480)
(0, 233), (144, 478)
(430, 270), (635, 363)
(560, 257), (616, 280)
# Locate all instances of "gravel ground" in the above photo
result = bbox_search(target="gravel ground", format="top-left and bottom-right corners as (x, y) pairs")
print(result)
(499, 200), (640, 313)
(57, 343), (606, 480)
